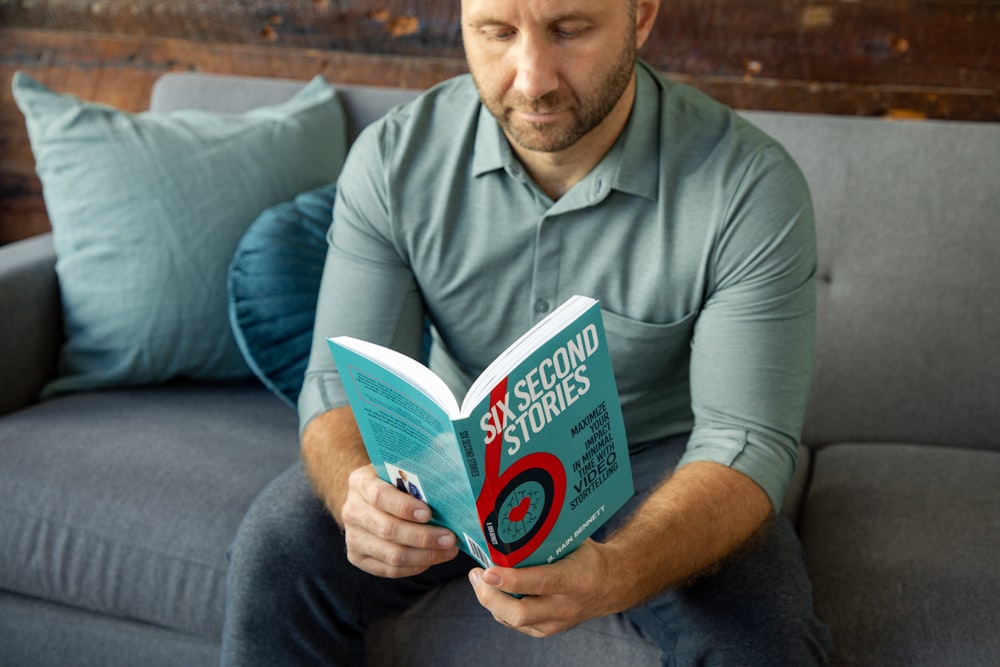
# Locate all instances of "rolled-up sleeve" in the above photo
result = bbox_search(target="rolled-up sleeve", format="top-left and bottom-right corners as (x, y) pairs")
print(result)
(678, 144), (817, 512)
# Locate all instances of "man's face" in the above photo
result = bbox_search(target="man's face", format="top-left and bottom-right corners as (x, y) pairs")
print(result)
(462, 0), (640, 155)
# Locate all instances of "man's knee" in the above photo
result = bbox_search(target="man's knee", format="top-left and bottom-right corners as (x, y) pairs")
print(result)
(629, 586), (830, 666)
(227, 463), (343, 597)
(627, 518), (831, 665)
(222, 464), (358, 665)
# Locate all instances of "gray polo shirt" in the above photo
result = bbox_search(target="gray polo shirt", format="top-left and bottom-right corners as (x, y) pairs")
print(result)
(299, 61), (816, 511)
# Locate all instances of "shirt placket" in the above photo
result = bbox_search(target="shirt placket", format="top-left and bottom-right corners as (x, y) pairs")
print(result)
(529, 213), (561, 324)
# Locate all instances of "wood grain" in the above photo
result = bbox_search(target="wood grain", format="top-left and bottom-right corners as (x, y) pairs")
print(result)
(2, 0), (998, 243)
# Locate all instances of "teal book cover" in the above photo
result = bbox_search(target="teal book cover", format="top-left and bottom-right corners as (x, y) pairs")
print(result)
(328, 295), (633, 569)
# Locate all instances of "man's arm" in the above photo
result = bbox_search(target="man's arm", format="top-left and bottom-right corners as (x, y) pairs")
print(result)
(300, 406), (369, 527)
(600, 461), (772, 605)
(301, 406), (459, 578)
(468, 460), (770, 637)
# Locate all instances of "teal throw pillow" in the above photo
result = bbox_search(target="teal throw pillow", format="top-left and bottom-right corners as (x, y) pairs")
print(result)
(12, 72), (347, 397)
(228, 183), (337, 408)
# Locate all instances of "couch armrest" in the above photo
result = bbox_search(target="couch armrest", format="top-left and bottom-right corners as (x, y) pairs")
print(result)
(0, 233), (61, 416)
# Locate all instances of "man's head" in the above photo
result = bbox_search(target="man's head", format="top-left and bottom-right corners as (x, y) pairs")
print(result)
(462, 0), (659, 155)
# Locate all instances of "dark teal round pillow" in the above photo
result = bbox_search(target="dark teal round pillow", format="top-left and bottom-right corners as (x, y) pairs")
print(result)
(228, 182), (337, 407)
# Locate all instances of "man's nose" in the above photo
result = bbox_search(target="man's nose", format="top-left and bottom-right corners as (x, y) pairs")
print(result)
(512, 36), (559, 101)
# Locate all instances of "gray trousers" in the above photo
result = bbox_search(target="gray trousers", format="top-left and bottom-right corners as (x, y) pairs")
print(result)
(220, 435), (831, 665)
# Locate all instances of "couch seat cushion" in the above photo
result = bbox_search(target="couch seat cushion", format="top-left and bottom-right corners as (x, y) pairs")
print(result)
(0, 384), (298, 639)
(799, 443), (1000, 666)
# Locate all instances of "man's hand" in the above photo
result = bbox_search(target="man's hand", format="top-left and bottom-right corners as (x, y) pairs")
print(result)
(301, 407), (460, 579)
(468, 461), (773, 637)
(467, 539), (623, 638)
(340, 464), (460, 578)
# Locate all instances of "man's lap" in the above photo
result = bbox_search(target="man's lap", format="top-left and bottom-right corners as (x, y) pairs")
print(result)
(222, 435), (830, 665)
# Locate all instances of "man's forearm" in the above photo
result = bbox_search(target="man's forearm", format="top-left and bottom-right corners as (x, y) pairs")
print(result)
(602, 460), (773, 611)
(300, 405), (371, 528)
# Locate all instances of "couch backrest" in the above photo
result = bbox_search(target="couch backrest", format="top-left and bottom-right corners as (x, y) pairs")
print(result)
(743, 111), (1000, 452)
(150, 72), (420, 142)
(152, 73), (1000, 453)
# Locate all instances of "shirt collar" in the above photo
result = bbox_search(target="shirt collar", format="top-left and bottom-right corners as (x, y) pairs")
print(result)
(611, 61), (660, 202)
(471, 104), (512, 178)
(470, 60), (661, 202)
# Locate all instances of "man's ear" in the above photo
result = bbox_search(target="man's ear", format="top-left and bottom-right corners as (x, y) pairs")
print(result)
(635, 0), (660, 50)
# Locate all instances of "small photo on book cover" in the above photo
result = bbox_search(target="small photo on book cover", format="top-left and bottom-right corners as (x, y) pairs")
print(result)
(385, 462), (427, 503)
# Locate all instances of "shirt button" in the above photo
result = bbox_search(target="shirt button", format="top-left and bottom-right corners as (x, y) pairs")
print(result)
(534, 300), (550, 314)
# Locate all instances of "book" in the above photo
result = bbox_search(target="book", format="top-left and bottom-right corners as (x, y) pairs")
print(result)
(327, 295), (633, 569)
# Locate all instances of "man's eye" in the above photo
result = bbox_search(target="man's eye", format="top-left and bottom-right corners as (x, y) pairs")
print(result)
(553, 25), (590, 40)
(485, 29), (516, 41)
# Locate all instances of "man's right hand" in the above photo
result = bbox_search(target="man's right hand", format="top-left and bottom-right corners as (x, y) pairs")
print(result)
(301, 406), (459, 578)
(340, 464), (460, 578)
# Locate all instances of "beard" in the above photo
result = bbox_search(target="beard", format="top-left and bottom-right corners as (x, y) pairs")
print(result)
(474, 33), (637, 154)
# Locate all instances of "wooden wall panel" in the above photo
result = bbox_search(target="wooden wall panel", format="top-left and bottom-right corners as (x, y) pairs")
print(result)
(4, 1), (997, 91)
(2, 0), (998, 243)
(0, 28), (467, 243)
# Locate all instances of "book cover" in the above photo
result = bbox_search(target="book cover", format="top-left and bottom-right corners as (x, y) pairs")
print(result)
(328, 296), (633, 569)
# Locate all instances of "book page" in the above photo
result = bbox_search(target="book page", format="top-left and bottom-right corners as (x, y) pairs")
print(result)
(461, 295), (596, 416)
(332, 336), (460, 416)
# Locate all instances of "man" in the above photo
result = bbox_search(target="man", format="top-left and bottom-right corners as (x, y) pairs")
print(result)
(221, 0), (832, 664)
(394, 468), (423, 501)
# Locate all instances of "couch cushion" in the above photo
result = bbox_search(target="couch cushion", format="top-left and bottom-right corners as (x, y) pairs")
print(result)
(741, 112), (1000, 450)
(0, 384), (299, 639)
(228, 183), (337, 408)
(0, 233), (60, 416)
(150, 72), (421, 143)
(11, 72), (346, 397)
(0, 591), (218, 667)
(799, 443), (1000, 666)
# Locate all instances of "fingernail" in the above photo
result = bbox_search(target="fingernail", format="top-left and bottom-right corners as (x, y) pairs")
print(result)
(437, 533), (455, 548)
(413, 508), (431, 522)
(483, 570), (501, 586)
(469, 570), (481, 585)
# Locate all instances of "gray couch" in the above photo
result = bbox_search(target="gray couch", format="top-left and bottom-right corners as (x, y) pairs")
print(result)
(2, 71), (998, 667)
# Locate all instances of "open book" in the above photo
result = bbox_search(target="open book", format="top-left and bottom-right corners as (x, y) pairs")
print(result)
(327, 295), (633, 568)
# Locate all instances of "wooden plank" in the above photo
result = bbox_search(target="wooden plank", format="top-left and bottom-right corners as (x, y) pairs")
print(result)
(3, 0), (998, 90)
(677, 74), (999, 121)
(647, 1), (1000, 90)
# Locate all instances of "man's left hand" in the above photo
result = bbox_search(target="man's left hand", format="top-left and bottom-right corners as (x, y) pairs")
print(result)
(467, 539), (628, 637)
